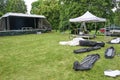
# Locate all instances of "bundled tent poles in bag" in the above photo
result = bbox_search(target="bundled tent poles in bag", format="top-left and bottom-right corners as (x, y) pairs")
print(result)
(73, 40), (116, 71)
(73, 40), (105, 54)
(79, 40), (105, 47)
(73, 54), (100, 71)
(73, 40), (103, 71)
(105, 46), (115, 58)
(74, 46), (101, 54)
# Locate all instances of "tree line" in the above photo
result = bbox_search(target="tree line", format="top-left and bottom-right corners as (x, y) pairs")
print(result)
(0, 0), (120, 31)
(0, 0), (27, 16)
(31, 0), (120, 31)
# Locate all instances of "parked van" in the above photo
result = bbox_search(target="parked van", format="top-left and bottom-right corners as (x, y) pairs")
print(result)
(99, 25), (120, 36)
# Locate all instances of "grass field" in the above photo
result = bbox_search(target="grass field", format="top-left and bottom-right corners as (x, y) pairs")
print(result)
(0, 31), (120, 80)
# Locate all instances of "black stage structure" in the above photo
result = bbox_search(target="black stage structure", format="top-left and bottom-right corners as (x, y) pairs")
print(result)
(0, 13), (51, 36)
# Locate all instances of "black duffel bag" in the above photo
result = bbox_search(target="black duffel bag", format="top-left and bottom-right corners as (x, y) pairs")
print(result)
(105, 46), (115, 58)
(74, 46), (101, 54)
(73, 54), (100, 71)
(79, 40), (105, 47)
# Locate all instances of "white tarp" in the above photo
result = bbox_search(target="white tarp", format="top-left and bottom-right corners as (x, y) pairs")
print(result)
(104, 70), (120, 77)
(59, 38), (85, 46)
(110, 38), (120, 44)
(69, 11), (106, 22)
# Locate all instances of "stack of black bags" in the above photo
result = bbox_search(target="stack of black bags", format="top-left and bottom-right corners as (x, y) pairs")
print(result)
(72, 40), (116, 71)
(74, 40), (105, 54)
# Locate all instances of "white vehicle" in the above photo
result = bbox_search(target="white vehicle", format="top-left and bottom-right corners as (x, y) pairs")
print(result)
(99, 25), (120, 36)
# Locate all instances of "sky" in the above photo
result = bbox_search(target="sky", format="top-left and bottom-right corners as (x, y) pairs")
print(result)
(116, 0), (120, 2)
(24, 0), (37, 14)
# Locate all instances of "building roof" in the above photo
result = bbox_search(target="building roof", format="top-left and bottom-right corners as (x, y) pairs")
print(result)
(1, 13), (46, 18)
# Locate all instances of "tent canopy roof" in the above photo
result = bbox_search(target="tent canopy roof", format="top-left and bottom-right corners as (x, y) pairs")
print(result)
(69, 11), (106, 22)
(1, 13), (46, 19)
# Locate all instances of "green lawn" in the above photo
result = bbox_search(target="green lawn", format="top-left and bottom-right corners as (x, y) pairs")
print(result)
(0, 31), (120, 80)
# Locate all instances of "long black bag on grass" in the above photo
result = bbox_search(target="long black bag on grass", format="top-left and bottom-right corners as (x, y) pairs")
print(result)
(79, 40), (105, 47)
(105, 46), (115, 58)
(73, 54), (100, 71)
(74, 46), (101, 54)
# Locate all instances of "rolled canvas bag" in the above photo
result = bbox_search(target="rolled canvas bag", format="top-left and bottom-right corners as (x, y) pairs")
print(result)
(79, 40), (105, 47)
(79, 40), (96, 47)
(105, 46), (115, 58)
(73, 46), (101, 54)
(73, 54), (100, 71)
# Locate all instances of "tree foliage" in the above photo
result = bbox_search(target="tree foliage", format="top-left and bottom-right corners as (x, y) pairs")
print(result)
(114, 11), (120, 25)
(59, 0), (114, 30)
(112, 0), (120, 25)
(31, 0), (117, 31)
(0, 0), (27, 16)
(31, 0), (60, 31)
(0, 0), (7, 16)
(6, 0), (27, 13)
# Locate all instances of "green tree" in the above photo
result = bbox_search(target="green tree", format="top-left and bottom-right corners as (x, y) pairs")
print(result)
(5, 0), (27, 13)
(114, 11), (120, 25)
(31, 0), (60, 31)
(0, 0), (7, 16)
(59, 0), (114, 30)
(112, 1), (120, 25)
(31, 0), (115, 31)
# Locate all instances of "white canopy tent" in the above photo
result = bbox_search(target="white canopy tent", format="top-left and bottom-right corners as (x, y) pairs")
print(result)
(69, 11), (106, 35)
(69, 11), (106, 22)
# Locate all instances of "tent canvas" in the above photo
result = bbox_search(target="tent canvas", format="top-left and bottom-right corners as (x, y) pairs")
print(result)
(69, 11), (106, 22)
